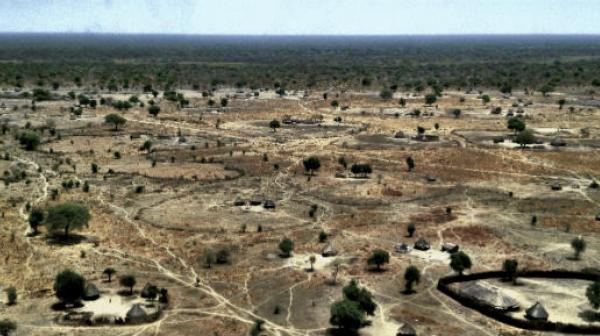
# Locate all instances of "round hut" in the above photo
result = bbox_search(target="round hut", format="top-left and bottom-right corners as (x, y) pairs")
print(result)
(83, 283), (100, 301)
(525, 302), (549, 321)
(126, 304), (148, 324)
(397, 323), (417, 336)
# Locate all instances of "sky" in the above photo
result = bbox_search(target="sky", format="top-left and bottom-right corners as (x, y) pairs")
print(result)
(1, 0), (599, 35)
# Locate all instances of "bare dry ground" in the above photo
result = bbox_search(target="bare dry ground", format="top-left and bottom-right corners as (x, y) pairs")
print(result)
(0, 88), (599, 336)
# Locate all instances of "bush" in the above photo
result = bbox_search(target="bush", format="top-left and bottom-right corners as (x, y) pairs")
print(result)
(279, 238), (294, 258)
(0, 319), (16, 336)
(303, 156), (321, 176)
(350, 163), (372, 178)
(6, 287), (17, 305)
(19, 131), (40, 150)
(450, 251), (472, 275)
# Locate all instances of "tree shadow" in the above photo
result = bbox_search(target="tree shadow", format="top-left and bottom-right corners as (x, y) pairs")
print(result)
(325, 328), (361, 336)
(401, 289), (416, 295)
(579, 310), (600, 323)
(117, 289), (137, 297)
(51, 301), (84, 311)
(46, 233), (87, 246)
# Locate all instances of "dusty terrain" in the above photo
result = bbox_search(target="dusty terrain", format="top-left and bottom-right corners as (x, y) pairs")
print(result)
(0, 88), (599, 336)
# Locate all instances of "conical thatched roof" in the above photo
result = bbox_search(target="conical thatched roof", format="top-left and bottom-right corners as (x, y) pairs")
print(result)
(460, 283), (519, 311)
(441, 242), (459, 253)
(395, 243), (411, 254)
(322, 243), (338, 257)
(525, 302), (549, 321)
(414, 238), (430, 251)
(550, 137), (567, 147)
(126, 304), (148, 323)
(83, 283), (100, 300)
(397, 323), (417, 336)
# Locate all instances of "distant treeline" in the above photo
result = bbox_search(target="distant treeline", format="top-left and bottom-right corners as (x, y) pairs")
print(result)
(1, 34), (600, 92)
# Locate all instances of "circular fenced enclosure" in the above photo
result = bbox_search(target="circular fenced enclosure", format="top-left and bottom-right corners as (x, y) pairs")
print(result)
(437, 270), (600, 334)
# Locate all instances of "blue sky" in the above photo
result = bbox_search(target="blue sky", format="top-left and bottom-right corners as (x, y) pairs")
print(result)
(1, 0), (599, 35)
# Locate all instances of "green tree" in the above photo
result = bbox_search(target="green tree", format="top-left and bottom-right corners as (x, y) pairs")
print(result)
(45, 202), (91, 238)
(309, 255), (316, 272)
(139, 140), (152, 152)
(279, 238), (294, 258)
(342, 279), (377, 315)
(105, 113), (126, 131)
(319, 230), (328, 242)
(249, 319), (265, 336)
(0, 319), (16, 336)
(338, 157), (348, 170)
(120, 275), (136, 295)
(303, 156), (321, 176)
(216, 248), (231, 264)
(407, 223), (416, 237)
(404, 266), (421, 293)
(54, 269), (85, 303)
(482, 95), (491, 104)
(380, 88), (393, 100)
(515, 129), (535, 148)
(269, 119), (281, 132)
(539, 84), (554, 97)
(425, 94), (437, 106)
(586, 281), (600, 310)
(103, 267), (116, 282)
(571, 236), (586, 260)
(502, 259), (518, 284)
(406, 156), (415, 172)
(203, 249), (216, 268)
(19, 131), (40, 150)
(367, 249), (390, 271)
(28, 208), (44, 234)
(558, 99), (566, 110)
(399, 97), (406, 107)
(148, 105), (160, 117)
(350, 163), (373, 178)
(6, 287), (17, 305)
(507, 117), (526, 134)
(329, 300), (366, 331)
(452, 109), (462, 118)
(450, 251), (472, 275)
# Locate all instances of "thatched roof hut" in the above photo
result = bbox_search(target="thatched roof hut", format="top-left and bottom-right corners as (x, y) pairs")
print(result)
(525, 302), (549, 321)
(396, 323), (417, 336)
(322, 243), (338, 257)
(414, 238), (430, 251)
(83, 283), (100, 301)
(395, 243), (411, 254)
(126, 304), (148, 324)
(550, 137), (567, 147)
(459, 282), (519, 312)
(441, 242), (459, 253)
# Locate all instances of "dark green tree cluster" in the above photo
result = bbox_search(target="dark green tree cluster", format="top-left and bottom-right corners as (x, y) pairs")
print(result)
(329, 279), (377, 333)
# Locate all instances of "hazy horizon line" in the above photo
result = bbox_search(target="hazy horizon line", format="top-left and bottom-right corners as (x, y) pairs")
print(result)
(2, 32), (600, 37)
